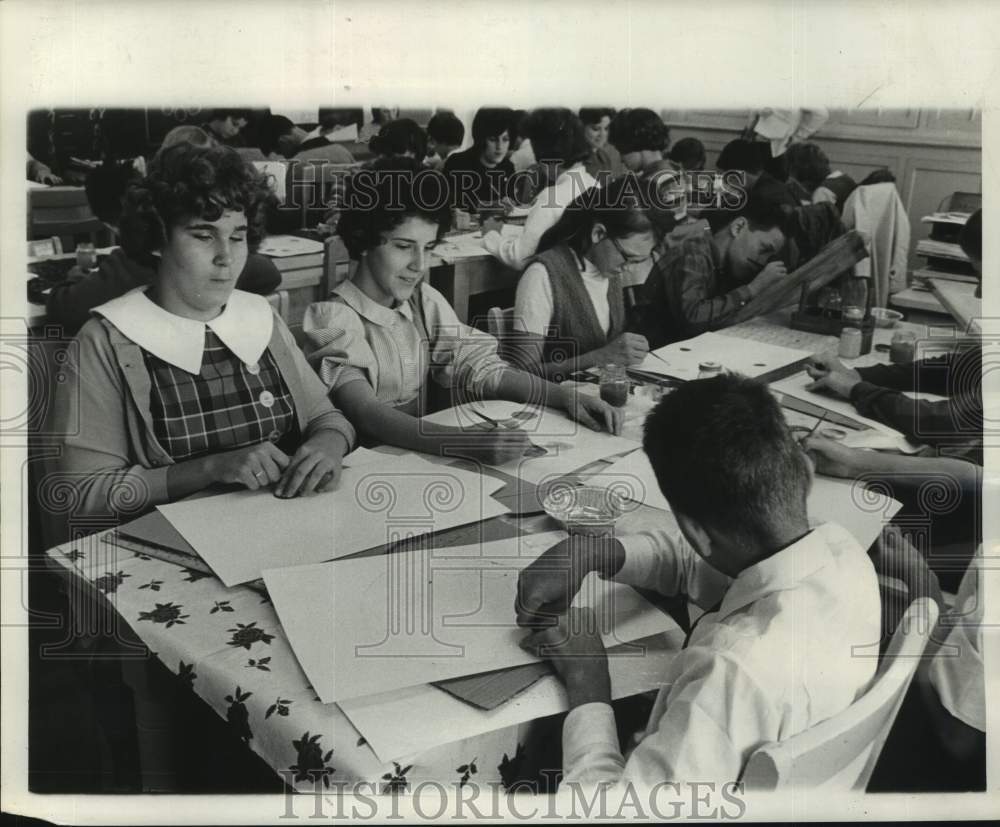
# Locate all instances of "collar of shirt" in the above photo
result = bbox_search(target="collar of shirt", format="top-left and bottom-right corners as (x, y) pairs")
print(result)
(94, 287), (274, 374)
(714, 523), (839, 623)
(334, 279), (414, 328)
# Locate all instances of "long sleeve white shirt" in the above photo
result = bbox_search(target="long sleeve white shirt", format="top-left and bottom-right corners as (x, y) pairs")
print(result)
(482, 164), (596, 270)
(561, 522), (881, 788)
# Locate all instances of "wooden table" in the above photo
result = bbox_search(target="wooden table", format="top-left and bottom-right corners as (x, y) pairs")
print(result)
(930, 279), (982, 335)
(428, 254), (520, 326)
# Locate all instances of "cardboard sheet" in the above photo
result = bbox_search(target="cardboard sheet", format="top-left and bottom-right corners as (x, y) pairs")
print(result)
(633, 332), (812, 382)
(770, 372), (905, 435)
(263, 531), (680, 704)
(158, 452), (509, 586)
(434, 662), (552, 710)
(421, 401), (640, 485)
(598, 450), (902, 549)
(338, 631), (683, 763)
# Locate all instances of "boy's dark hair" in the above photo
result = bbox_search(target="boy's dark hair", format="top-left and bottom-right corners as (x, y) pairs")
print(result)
(369, 118), (428, 159)
(525, 108), (590, 166)
(643, 373), (810, 550)
(427, 111), (465, 147)
(716, 139), (763, 174)
(119, 143), (271, 266)
(578, 107), (616, 126)
(959, 208), (982, 262)
(336, 156), (451, 260)
(608, 108), (670, 155)
(785, 142), (831, 191)
(667, 137), (706, 171)
(471, 108), (514, 148)
(318, 108), (365, 131)
(537, 173), (675, 256)
(702, 186), (789, 235)
(84, 161), (142, 225)
(258, 115), (296, 157)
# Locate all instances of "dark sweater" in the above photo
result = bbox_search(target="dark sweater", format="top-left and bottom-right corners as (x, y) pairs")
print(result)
(443, 147), (515, 211)
(46, 249), (283, 336)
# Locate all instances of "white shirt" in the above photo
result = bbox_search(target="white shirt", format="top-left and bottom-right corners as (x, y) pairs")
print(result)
(927, 546), (986, 732)
(483, 164), (597, 270)
(562, 522), (881, 787)
(514, 254), (611, 336)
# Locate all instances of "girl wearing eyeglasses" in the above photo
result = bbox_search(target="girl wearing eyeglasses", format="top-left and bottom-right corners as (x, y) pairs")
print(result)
(511, 175), (675, 381)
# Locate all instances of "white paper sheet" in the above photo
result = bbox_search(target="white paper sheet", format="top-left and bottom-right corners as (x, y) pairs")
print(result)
(158, 453), (509, 586)
(420, 400), (640, 485)
(339, 631), (684, 763)
(769, 372), (905, 435)
(597, 450), (901, 550)
(263, 531), (680, 704)
(633, 332), (812, 381)
(256, 234), (325, 257)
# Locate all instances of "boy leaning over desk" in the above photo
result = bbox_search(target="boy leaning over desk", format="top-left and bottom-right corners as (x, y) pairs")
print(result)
(516, 373), (881, 788)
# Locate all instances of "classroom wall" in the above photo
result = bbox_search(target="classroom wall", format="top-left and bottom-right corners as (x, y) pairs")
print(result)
(661, 109), (982, 275)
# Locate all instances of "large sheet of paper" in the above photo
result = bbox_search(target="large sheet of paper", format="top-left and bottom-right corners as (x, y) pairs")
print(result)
(256, 234), (325, 257)
(770, 372), (905, 435)
(263, 531), (679, 704)
(598, 449), (901, 550)
(339, 631), (683, 763)
(421, 400), (640, 485)
(158, 452), (509, 586)
(633, 332), (811, 381)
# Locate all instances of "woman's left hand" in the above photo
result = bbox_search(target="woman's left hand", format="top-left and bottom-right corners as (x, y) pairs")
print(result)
(276, 431), (349, 498)
(557, 385), (624, 435)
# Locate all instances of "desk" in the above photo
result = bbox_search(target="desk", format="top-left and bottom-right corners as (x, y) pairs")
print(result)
(429, 255), (520, 326)
(930, 279), (982, 334)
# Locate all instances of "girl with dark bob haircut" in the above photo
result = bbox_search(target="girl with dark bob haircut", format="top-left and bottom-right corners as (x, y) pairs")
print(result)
(303, 157), (624, 462)
(47, 144), (357, 544)
(513, 174), (674, 380)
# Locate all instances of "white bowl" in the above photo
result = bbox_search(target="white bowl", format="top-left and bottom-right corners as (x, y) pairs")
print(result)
(541, 483), (626, 536)
(870, 307), (903, 328)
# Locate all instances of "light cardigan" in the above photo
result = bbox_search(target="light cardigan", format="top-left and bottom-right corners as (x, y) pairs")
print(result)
(482, 164), (597, 270)
(47, 293), (355, 542)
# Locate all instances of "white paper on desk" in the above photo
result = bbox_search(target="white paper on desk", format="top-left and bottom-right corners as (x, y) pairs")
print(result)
(257, 234), (325, 257)
(634, 332), (811, 381)
(252, 161), (288, 204)
(598, 450), (901, 550)
(769, 372), (904, 436)
(264, 532), (679, 704)
(339, 631), (683, 763)
(158, 453), (509, 586)
(421, 400), (641, 485)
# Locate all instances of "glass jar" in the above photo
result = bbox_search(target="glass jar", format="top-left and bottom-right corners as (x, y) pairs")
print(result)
(599, 364), (630, 408)
(75, 242), (98, 271)
(697, 361), (724, 380)
(890, 331), (917, 364)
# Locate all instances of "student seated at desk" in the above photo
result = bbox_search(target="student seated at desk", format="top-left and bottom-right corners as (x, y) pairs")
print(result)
(294, 111), (357, 163)
(579, 107), (625, 181)
(667, 137), (706, 172)
(258, 115), (309, 160)
(424, 110), (465, 171)
(201, 108), (250, 148)
(368, 118), (428, 161)
(785, 141), (857, 213)
(47, 144), (355, 544)
(444, 107), (516, 213)
(608, 108), (686, 217)
(804, 209), (983, 466)
(715, 138), (798, 211)
(639, 192), (790, 346)
(516, 373), (880, 788)
(46, 137), (282, 336)
(512, 175), (673, 381)
(302, 159), (623, 464)
(482, 108), (595, 270)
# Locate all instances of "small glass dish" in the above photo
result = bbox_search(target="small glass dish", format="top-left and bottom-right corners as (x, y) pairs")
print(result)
(870, 307), (904, 329)
(541, 483), (626, 536)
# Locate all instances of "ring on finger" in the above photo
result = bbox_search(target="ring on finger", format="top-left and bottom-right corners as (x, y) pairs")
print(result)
(253, 470), (265, 481)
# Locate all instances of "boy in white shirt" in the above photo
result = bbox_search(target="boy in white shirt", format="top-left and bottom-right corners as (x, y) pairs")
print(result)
(517, 373), (881, 789)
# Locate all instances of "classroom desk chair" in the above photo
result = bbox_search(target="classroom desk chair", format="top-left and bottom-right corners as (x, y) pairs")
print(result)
(741, 596), (938, 791)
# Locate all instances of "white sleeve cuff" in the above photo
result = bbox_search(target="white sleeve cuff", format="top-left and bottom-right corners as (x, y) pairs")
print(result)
(563, 702), (621, 767)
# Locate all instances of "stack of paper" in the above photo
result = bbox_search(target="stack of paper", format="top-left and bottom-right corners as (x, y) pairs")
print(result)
(263, 531), (682, 705)
(157, 451), (510, 586)
(633, 332), (812, 382)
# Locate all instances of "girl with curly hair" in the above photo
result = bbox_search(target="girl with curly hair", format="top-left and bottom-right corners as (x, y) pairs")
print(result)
(48, 144), (356, 540)
(302, 158), (623, 464)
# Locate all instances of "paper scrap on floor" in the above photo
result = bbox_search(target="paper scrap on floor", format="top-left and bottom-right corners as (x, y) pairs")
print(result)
(158, 452), (509, 586)
(421, 400), (640, 485)
(339, 631), (683, 763)
(597, 449), (901, 549)
(263, 530), (679, 704)
(633, 332), (811, 381)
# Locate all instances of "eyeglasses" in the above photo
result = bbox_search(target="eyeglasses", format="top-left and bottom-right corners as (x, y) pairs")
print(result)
(609, 236), (651, 268)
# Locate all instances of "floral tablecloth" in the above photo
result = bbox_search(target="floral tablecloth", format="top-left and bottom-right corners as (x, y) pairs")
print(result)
(45, 524), (532, 792)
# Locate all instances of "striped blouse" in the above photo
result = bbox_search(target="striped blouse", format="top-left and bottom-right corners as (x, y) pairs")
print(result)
(302, 279), (508, 412)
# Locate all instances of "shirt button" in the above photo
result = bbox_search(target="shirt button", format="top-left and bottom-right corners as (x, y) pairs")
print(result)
(267, 429), (281, 443)
(259, 390), (275, 408)
(246, 362), (261, 375)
